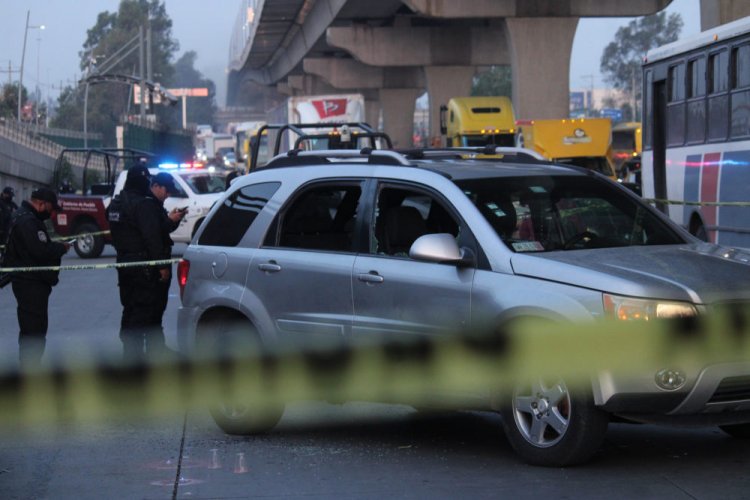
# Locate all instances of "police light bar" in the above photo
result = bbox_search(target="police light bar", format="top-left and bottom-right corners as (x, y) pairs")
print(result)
(158, 161), (205, 170)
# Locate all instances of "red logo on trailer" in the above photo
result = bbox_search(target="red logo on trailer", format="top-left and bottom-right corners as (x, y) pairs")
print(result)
(312, 99), (347, 119)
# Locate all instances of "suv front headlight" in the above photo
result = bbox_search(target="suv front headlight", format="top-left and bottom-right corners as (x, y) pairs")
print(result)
(603, 293), (697, 321)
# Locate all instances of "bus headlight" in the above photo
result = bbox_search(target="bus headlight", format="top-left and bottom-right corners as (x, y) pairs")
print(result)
(603, 293), (697, 321)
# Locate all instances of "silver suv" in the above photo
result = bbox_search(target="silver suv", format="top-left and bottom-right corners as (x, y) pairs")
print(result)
(177, 148), (750, 466)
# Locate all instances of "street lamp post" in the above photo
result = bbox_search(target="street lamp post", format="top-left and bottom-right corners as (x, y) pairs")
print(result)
(17, 10), (45, 123)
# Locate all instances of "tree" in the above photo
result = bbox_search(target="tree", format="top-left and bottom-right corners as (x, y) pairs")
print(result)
(600, 11), (683, 120)
(51, 0), (182, 144)
(0, 83), (28, 120)
(472, 66), (512, 98)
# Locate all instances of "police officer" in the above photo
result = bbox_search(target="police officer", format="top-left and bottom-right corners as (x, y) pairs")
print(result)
(4, 188), (70, 370)
(0, 186), (19, 245)
(107, 167), (186, 362)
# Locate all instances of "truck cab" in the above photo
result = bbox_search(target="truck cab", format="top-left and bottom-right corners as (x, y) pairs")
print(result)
(440, 96), (516, 147)
(52, 148), (153, 258)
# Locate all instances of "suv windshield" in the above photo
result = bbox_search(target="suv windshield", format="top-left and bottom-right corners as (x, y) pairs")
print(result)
(456, 175), (685, 252)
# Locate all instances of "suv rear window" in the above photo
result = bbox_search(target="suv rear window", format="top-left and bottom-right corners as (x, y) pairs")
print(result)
(198, 182), (280, 247)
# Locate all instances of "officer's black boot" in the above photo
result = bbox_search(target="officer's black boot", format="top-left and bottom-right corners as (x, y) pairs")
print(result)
(122, 336), (145, 365)
(19, 337), (45, 373)
(145, 329), (178, 363)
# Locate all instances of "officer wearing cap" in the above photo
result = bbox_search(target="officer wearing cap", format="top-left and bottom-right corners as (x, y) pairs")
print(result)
(0, 186), (19, 245)
(4, 187), (70, 370)
(107, 167), (186, 362)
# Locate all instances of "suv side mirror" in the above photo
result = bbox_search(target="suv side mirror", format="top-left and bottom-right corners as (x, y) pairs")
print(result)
(409, 233), (474, 267)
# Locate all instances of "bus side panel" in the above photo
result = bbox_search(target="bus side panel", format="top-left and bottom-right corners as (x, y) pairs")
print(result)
(720, 149), (750, 248)
(664, 148), (688, 227)
(642, 151), (655, 199)
(683, 153), (702, 232)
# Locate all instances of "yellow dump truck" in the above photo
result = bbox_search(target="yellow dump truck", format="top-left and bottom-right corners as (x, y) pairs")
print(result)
(440, 96), (516, 147)
(515, 117), (617, 179)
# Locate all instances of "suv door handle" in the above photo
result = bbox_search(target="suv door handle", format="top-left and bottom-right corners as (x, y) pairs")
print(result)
(357, 271), (384, 284)
(258, 261), (282, 273)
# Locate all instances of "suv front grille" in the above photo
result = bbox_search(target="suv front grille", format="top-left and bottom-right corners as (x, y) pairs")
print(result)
(709, 375), (750, 403)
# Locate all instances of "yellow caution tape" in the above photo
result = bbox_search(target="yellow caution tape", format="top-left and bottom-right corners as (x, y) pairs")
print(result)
(643, 198), (750, 207)
(0, 257), (180, 273)
(0, 309), (747, 426)
(51, 229), (111, 241)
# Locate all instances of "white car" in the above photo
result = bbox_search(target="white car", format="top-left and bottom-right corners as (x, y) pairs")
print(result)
(113, 164), (228, 242)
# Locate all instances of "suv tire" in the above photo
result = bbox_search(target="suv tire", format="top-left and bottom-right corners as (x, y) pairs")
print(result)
(197, 311), (285, 435)
(500, 378), (609, 466)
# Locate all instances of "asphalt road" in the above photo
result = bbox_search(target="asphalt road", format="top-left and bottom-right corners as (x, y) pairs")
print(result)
(0, 244), (748, 499)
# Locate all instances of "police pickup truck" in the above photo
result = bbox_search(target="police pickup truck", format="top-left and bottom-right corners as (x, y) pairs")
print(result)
(52, 149), (228, 258)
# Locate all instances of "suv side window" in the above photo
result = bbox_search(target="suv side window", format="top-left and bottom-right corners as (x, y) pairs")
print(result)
(372, 185), (459, 256)
(269, 182), (362, 252)
(198, 182), (280, 247)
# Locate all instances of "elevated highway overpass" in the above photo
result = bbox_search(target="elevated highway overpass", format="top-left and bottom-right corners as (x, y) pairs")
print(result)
(227, 0), (675, 147)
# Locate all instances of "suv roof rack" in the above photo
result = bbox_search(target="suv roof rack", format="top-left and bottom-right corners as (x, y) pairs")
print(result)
(398, 146), (545, 162)
(249, 122), (393, 170)
(263, 148), (411, 169)
(261, 146), (550, 170)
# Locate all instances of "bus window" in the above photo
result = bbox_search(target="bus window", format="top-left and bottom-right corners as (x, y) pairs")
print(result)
(643, 70), (653, 150)
(686, 57), (707, 144)
(731, 44), (750, 138)
(708, 50), (729, 93)
(732, 44), (750, 88)
(667, 63), (686, 146)
(687, 57), (706, 97)
(708, 50), (729, 141)
(668, 63), (685, 101)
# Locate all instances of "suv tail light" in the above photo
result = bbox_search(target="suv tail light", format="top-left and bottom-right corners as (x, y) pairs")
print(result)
(177, 259), (190, 301)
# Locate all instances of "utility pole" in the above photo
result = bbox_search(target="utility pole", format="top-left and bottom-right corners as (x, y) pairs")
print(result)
(18, 10), (30, 122)
(139, 25), (146, 120)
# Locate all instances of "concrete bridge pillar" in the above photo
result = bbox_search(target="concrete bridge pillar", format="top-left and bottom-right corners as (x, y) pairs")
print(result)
(701, 0), (750, 30)
(423, 66), (476, 145)
(379, 88), (423, 148)
(504, 17), (579, 120)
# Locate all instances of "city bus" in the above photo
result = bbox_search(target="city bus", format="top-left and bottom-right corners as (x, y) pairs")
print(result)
(642, 16), (750, 247)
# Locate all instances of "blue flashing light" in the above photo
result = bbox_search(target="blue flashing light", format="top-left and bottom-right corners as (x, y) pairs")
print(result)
(159, 162), (179, 169)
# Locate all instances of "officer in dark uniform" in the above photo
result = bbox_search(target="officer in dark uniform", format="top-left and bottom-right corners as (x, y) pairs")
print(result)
(107, 167), (186, 362)
(0, 186), (19, 245)
(4, 188), (70, 370)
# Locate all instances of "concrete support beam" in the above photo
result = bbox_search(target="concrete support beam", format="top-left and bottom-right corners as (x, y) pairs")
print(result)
(380, 88), (422, 148)
(505, 17), (578, 120)
(423, 66), (475, 144)
(303, 58), (425, 90)
(288, 74), (339, 96)
(326, 25), (509, 66)
(402, 0), (672, 17)
(701, 0), (750, 30)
